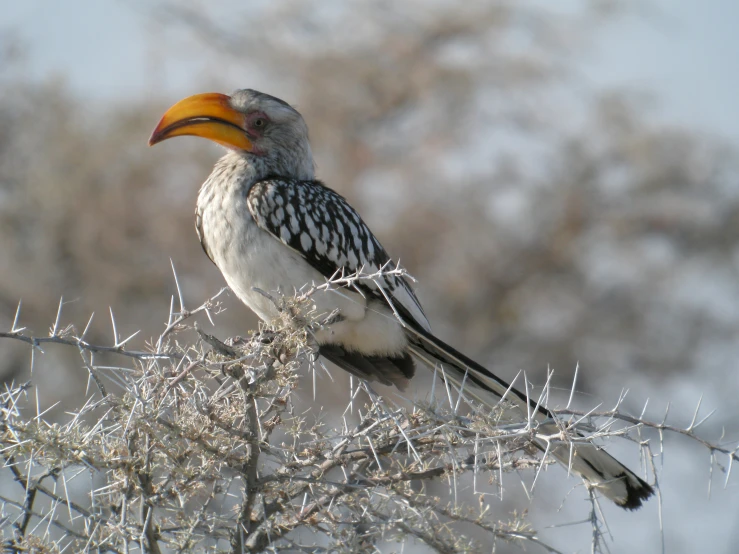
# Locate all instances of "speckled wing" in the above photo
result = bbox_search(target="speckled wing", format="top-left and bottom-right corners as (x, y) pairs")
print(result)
(246, 179), (429, 330)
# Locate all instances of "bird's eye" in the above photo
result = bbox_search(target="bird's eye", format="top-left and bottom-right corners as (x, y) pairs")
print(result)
(253, 117), (266, 128)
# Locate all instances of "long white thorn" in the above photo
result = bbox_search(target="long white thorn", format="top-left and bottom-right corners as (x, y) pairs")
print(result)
(454, 368), (470, 414)
(692, 409), (717, 432)
(639, 397), (650, 421)
(440, 366), (455, 411)
(171, 258), (186, 313)
(531, 439), (551, 494)
(533, 367), (553, 420)
(116, 330), (141, 349)
(349, 376), (354, 415)
(496, 369), (523, 410)
(687, 394), (704, 431)
(51, 296), (64, 337)
(167, 295), (175, 327)
(12, 299), (23, 333)
(81, 312), (95, 343)
(566, 362), (579, 409)
(312, 358), (316, 401)
(109, 307), (118, 345)
(725, 449), (736, 489)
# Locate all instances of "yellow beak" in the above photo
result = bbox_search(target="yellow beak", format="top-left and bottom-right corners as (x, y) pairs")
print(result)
(148, 92), (253, 151)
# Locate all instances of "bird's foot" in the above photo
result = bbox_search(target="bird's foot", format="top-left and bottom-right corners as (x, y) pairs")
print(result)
(246, 330), (278, 345)
(195, 323), (240, 357)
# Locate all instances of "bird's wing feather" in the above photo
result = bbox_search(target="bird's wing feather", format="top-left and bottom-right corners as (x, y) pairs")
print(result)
(246, 178), (429, 330)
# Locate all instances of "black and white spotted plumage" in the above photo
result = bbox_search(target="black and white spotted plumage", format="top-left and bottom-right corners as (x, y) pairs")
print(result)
(247, 179), (427, 325)
(248, 180), (384, 282)
(164, 88), (654, 510)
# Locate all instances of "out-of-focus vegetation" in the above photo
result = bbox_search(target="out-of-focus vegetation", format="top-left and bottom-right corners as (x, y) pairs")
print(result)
(1, 1), (737, 552)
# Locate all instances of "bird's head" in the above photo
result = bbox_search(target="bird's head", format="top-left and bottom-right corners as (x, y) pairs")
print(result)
(149, 89), (314, 180)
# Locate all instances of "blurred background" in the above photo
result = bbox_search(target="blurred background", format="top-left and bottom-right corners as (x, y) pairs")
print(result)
(1, 0), (738, 551)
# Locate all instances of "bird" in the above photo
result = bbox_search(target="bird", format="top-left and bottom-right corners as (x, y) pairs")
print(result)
(149, 88), (654, 510)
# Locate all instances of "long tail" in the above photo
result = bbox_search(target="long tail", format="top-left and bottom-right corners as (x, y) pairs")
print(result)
(404, 324), (654, 510)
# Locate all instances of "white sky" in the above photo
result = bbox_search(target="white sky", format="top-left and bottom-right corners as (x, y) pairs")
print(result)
(3, 0), (738, 143)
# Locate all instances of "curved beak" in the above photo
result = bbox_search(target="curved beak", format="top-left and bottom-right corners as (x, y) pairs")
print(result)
(148, 92), (253, 151)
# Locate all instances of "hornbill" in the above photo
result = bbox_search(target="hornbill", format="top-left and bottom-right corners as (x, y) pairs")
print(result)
(149, 89), (654, 509)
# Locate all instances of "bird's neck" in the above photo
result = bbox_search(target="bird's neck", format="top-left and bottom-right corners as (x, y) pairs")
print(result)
(198, 149), (315, 208)
(222, 146), (315, 184)
(214, 152), (267, 188)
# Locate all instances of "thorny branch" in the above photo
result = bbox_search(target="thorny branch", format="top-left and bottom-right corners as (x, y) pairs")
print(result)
(0, 286), (228, 364)
(0, 270), (733, 552)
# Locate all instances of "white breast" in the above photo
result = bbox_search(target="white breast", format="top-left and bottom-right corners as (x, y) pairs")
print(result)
(198, 179), (409, 357)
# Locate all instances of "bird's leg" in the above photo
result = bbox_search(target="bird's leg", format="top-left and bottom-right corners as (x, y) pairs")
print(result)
(317, 308), (343, 328)
(195, 322), (239, 357)
(246, 329), (277, 345)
